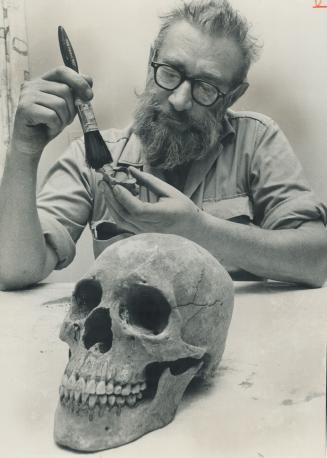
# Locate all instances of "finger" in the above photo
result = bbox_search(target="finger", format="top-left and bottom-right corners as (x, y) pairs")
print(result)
(107, 203), (140, 234)
(24, 104), (62, 136)
(129, 167), (180, 198)
(42, 66), (93, 101)
(30, 92), (72, 128)
(38, 81), (76, 123)
(112, 184), (151, 217)
(21, 80), (76, 124)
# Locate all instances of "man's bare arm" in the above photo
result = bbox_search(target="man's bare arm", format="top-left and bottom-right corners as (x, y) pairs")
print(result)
(0, 67), (93, 290)
(0, 150), (58, 290)
(192, 216), (327, 287)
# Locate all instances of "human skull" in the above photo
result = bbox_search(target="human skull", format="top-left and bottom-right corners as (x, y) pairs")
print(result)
(54, 233), (234, 451)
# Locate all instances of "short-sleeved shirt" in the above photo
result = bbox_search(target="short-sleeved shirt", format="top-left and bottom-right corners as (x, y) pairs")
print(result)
(37, 109), (327, 272)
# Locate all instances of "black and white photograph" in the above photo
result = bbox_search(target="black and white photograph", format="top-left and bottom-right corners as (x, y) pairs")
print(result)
(0, 0), (326, 456)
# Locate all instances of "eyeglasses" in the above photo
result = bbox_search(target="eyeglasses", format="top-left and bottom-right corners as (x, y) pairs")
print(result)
(151, 61), (227, 107)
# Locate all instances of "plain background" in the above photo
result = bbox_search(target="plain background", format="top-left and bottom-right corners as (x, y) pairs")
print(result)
(24, 0), (327, 282)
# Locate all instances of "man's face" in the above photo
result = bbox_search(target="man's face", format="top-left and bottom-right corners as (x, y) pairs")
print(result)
(134, 21), (243, 170)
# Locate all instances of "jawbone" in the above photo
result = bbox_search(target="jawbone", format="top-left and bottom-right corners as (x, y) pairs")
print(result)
(54, 364), (201, 452)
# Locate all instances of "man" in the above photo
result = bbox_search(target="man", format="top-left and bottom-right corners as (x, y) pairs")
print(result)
(0, 0), (327, 289)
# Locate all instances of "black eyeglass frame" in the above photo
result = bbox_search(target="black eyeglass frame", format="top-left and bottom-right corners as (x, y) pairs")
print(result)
(151, 61), (228, 107)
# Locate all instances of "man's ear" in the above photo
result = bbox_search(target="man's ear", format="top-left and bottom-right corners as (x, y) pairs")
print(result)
(147, 45), (155, 67)
(146, 45), (156, 83)
(224, 82), (249, 109)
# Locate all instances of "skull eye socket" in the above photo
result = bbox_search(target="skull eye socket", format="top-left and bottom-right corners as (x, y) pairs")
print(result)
(72, 278), (102, 318)
(119, 284), (171, 335)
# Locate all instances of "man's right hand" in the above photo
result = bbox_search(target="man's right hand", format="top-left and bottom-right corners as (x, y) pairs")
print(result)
(12, 66), (93, 158)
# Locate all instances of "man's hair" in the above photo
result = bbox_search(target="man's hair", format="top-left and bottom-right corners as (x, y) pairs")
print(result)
(153, 0), (261, 86)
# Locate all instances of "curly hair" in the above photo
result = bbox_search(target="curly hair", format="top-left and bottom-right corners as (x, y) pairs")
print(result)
(153, 0), (261, 86)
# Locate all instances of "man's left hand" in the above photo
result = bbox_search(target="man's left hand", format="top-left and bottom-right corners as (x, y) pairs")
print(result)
(100, 166), (203, 238)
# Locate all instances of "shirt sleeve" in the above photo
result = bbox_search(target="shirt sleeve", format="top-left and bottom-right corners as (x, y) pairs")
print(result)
(37, 138), (94, 269)
(250, 119), (327, 229)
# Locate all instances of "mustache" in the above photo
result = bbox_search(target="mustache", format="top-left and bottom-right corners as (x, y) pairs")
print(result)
(160, 108), (195, 127)
(148, 100), (214, 133)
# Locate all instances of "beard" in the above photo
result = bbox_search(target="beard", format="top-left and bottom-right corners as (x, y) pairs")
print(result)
(133, 82), (223, 170)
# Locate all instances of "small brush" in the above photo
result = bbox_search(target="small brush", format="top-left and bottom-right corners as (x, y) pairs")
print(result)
(58, 26), (113, 169)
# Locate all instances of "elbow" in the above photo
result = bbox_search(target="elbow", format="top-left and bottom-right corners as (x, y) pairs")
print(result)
(300, 246), (327, 289)
(0, 246), (55, 291)
(286, 224), (327, 288)
(0, 268), (41, 291)
(303, 274), (326, 289)
(0, 277), (38, 291)
(305, 262), (327, 289)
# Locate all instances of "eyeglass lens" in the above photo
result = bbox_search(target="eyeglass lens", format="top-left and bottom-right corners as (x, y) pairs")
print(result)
(155, 64), (219, 106)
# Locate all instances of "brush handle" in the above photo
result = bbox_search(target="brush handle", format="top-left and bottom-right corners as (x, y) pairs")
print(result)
(58, 26), (79, 72)
(58, 26), (98, 133)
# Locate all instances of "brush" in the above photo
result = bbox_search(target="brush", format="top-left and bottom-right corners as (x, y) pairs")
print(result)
(58, 26), (113, 169)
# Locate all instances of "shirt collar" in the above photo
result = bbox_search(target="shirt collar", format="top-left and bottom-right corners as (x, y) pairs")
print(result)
(221, 109), (236, 141)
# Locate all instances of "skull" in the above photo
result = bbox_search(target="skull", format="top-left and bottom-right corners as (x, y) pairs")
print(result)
(54, 233), (234, 451)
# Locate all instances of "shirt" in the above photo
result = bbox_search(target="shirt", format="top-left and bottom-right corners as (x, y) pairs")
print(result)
(37, 109), (327, 271)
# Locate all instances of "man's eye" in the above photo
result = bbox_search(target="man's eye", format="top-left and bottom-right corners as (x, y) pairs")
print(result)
(161, 67), (180, 80)
(196, 81), (217, 96)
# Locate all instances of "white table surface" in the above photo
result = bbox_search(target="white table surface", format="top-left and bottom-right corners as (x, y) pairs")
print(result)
(0, 281), (326, 458)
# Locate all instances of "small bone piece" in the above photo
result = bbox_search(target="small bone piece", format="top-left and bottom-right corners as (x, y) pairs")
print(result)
(99, 164), (139, 196)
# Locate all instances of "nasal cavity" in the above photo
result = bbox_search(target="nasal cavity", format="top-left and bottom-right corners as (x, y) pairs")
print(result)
(83, 308), (113, 353)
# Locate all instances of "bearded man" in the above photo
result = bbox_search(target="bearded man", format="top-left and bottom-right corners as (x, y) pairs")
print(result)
(1, 0), (327, 289)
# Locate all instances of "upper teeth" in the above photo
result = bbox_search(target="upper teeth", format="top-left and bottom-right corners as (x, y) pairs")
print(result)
(59, 372), (147, 411)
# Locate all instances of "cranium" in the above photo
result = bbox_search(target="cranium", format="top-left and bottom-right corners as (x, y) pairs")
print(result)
(54, 233), (233, 451)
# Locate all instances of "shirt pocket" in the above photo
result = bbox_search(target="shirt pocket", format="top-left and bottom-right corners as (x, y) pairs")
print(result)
(90, 220), (133, 258)
(202, 195), (253, 224)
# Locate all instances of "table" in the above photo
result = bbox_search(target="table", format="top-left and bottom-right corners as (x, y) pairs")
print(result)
(0, 282), (326, 458)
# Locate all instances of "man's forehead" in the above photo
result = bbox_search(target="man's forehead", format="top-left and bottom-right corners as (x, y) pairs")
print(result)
(158, 20), (243, 86)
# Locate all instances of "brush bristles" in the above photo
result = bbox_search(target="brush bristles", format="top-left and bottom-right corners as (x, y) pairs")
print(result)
(84, 130), (112, 169)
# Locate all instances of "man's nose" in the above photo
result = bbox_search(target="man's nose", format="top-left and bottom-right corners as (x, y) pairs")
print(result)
(168, 81), (193, 111)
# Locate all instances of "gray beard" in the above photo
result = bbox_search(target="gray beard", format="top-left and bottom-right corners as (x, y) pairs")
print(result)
(133, 85), (222, 170)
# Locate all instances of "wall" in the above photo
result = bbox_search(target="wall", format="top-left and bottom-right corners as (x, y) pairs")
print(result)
(24, 0), (327, 282)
